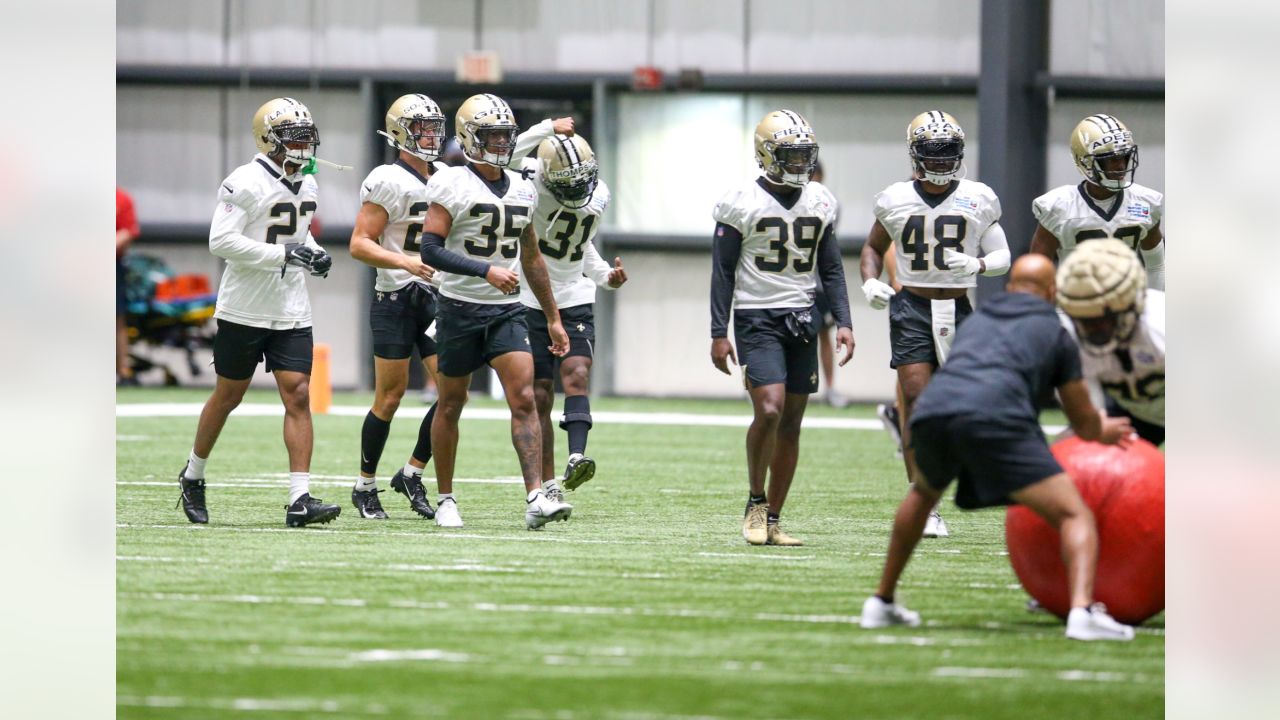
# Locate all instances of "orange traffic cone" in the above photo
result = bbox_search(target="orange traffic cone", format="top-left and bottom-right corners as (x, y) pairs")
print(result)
(310, 342), (332, 415)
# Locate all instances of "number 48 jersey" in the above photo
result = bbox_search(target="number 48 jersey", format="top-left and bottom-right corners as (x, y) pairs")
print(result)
(422, 164), (539, 304)
(874, 179), (1002, 289)
(519, 157), (614, 310)
(712, 177), (839, 309)
(1032, 182), (1163, 259)
(359, 158), (447, 292)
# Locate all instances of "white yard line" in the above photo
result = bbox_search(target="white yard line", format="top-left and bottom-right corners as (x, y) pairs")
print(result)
(115, 522), (666, 545)
(116, 402), (1067, 434)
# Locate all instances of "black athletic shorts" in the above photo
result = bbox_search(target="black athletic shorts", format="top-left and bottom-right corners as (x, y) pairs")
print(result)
(888, 290), (973, 368)
(910, 413), (1064, 510)
(370, 282), (437, 360)
(732, 306), (820, 394)
(525, 304), (594, 381)
(213, 319), (314, 380)
(435, 297), (529, 377)
(1105, 396), (1165, 446)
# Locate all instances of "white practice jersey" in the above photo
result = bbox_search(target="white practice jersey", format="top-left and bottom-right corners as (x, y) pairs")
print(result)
(208, 154), (321, 329)
(1060, 289), (1165, 426)
(712, 178), (839, 309)
(423, 164), (538, 304)
(359, 159), (448, 292)
(518, 157), (613, 310)
(874, 179), (1002, 289)
(1033, 182), (1163, 259)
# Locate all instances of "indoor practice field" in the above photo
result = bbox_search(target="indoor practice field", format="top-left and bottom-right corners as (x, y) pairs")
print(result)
(116, 388), (1163, 719)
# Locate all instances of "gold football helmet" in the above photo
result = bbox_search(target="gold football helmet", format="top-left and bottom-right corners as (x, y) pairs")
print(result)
(1071, 114), (1139, 191)
(379, 94), (446, 162)
(753, 110), (819, 187)
(537, 134), (599, 209)
(1056, 238), (1146, 353)
(456, 93), (519, 167)
(907, 111), (965, 185)
(252, 97), (319, 167)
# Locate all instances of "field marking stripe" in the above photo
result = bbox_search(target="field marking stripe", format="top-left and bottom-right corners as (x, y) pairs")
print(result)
(115, 522), (665, 545)
(116, 402), (1066, 434)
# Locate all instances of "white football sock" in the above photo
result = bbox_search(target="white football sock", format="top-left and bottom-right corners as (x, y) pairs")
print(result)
(289, 473), (310, 504)
(438, 492), (455, 505)
(354, 475), (376, 492)
(527, 488), (544, 503)
(403, 462), (422, 477)
(186, 450), (207, 480)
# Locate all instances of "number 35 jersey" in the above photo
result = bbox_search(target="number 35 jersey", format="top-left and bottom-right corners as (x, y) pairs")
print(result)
(359, 159), (447, 293)
(209, 154), (320, 329)
(1060, 289), (1165, 426)
(712, 177), (839, 310)
(873, 179), (1002, 289)
(423, 164), (538, 305)
(519, 158), (614, 310)
(1032, 182), (1163, 260)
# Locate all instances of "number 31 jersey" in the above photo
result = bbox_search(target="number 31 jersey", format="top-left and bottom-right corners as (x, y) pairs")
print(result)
(712, 177), (839, 310)
(519, 157), (614, 310)
(209, 154), (320, 329)
(1032, 182), (1163, 260)
(422, 164), (538, 305)
(873, 179), (1002, 289)
(359, 159), (447, 292)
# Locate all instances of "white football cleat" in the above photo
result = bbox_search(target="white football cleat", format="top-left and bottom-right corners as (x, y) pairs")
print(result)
(1065, 604), (1135, 641)
(525, 490), (572, 530)
(923, 510), (949, 538)
(859, 595), (921, 629)
(434, 497), (464, 528)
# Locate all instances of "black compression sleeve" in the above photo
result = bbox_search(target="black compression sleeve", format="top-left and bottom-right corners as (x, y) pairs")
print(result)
(816, 225), (852, 329)
(710, 222), (742, 338)
(420, 231), (490, 278)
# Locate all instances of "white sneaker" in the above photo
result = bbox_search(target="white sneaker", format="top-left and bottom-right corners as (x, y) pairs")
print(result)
(859, 595), (921, 629)
(525, 490), (572, 530)
(827, 389), (850, 409)
(923, 510), (949, 538)
(435, 497), (464, 528)
(1065, 603), (1135, 641)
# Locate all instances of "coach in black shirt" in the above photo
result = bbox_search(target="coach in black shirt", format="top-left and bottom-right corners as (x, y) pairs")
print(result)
(859, 255), (1139, 641)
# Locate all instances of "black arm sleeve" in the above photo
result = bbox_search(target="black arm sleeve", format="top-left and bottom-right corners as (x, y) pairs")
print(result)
(815, 225), (852, 329)
(710, 222), (742, 338)
(420, 231), (490, 278)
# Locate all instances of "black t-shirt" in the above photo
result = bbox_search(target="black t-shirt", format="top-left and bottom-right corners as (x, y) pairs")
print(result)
(912, 292), (1082, 426)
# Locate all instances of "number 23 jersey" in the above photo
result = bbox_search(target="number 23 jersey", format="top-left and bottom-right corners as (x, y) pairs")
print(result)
(712, 178), (839, 310)
(1032, 182), (1163, 259)
(423, 164), (538, 305)
(874, 179), (1002, 289)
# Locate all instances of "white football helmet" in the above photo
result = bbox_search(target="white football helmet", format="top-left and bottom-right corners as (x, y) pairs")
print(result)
(907, 111), (965, 186)
(1071, 114), (1139, 191)
(379, 94), (446, 162)
(537, 134), (599, 209)
(252, 97), (319, 167)
(1056, 238), (1147, 353)
(753, 110), (819, 187)
(456, 93), (519, 167)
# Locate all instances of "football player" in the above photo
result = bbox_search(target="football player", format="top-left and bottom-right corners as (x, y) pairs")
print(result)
(176, 97), (340, 527)
(710, 110), (854, 547)
(1056, 239), (1164, 445)
(519, 134), (627, 499)
(418, 93), (573, 530)
(1030, 114), (1165, 290)
(859, 111), (1011, 538)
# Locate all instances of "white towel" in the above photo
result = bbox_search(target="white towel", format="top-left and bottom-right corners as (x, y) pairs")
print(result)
(931, 298), (957, 365)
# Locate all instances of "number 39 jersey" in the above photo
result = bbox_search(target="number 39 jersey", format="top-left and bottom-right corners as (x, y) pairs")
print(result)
(359, 159), (447, 292)
(1032, 182), (1163, 260)
(209, 153), (320, 329)
(423, 164), (538, 305)
(712, 177), (839, 310)
(519, 158), (614, 310)
(1060, 289), (1165, 426)
(874, 179), (1002, 289)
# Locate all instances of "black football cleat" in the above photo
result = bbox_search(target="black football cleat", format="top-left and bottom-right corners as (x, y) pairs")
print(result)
(351, 487), (388, 519)
(176, 464), (208, 524)
(285, 494), (341, 527)
(390, 469), (435, 519)
(562, 453), (596, 491)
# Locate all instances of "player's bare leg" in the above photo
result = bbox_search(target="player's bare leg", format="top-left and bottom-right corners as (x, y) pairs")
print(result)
(192, 375), (252, 459)
(430, 372), (471, 498)
(274, 369), (339, 526)
(491, 350), (572, 529)
(408, 353), (440, 473)
(898, 362), (948, 537)
(533, 378), (557, 482)
(860, 480), (939, 628)
(743, 383), (785, 544)
(558, 355), (595, 492)
(764, 391), (809, 545)
(351, 356), (408, 519)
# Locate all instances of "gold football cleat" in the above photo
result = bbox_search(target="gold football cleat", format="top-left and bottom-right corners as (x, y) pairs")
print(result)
(742, 503), (768, 545)
(766, 523), (804, 547)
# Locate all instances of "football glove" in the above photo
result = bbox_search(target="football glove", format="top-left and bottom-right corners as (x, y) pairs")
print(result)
(943, 248), (981, 278)
(862, 278), (895, 310)
(282, 243), (332, 278)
